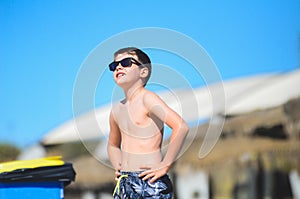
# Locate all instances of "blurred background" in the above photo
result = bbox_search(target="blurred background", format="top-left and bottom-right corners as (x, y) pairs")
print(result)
(1, 1), (299, 199)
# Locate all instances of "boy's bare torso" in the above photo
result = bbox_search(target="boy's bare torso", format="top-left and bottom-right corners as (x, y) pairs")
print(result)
(112, 90), (164, 171)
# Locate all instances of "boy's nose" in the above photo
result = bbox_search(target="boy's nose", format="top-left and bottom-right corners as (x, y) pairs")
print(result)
(116, 64), (123, 71)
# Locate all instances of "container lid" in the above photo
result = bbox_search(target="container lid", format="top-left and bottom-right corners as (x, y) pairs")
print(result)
(0, 156), (64, 173)
(0, 157), (76, 185)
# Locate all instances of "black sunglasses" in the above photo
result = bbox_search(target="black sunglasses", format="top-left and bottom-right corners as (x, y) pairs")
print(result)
(109, 57), (142, 71)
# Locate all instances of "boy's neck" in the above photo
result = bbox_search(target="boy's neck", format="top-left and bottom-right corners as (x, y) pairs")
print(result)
(124, 85), (144, 103)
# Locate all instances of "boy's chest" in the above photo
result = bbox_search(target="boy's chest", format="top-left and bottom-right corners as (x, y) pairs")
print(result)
(118, 104), (149, 126)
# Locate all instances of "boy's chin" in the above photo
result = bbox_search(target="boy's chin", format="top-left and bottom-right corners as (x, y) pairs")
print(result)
(115, 80), (129, 88)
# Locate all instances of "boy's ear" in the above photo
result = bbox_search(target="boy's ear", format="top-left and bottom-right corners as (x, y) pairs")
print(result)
(140, 67), (149, 78)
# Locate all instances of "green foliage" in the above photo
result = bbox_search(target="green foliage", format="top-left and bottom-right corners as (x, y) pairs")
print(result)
(0, 143), (20, 162)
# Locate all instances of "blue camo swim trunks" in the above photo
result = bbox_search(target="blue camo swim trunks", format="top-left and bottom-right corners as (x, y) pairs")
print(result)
(113, 171), (173, 199)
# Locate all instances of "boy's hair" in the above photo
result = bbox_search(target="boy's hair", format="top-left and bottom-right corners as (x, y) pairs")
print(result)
(114, 47), (152, 86)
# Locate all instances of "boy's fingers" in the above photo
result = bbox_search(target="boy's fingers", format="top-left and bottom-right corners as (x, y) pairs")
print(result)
(142, 172), (155, 181)
(139, 169), (152, 177)
(150, 176), (158, 184)
(115, 169), (121, 181)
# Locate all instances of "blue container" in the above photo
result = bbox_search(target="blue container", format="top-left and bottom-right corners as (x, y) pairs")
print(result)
(0, 163), (75, 199)
(0, 181), (64, 199)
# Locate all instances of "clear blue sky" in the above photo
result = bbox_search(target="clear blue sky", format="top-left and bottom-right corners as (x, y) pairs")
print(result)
(1, 0), (299, 148)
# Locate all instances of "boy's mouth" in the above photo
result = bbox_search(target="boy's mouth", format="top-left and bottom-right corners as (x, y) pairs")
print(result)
(116, 72), (125, 78)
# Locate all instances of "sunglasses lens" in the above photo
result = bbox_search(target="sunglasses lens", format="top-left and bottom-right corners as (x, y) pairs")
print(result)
(109, 62), (117, 71)
(120, 58), (132, 67)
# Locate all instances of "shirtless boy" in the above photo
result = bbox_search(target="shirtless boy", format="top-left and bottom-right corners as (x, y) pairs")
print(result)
(107, 47), (189, 198)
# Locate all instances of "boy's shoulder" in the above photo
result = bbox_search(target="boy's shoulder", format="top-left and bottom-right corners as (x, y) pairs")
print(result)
(142, 89), (165, 107)
(110, 101), (124, 121)
(142, 89), (159, 101)
(111, 99), (125, 110)
(142, 89), (156, 98)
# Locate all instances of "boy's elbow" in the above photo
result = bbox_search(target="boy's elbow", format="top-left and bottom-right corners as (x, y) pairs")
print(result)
(107, 141), (120, 149)
(180, 121), (189, 135)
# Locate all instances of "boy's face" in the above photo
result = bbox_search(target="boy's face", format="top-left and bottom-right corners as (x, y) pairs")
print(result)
(113, 53), (143, 86)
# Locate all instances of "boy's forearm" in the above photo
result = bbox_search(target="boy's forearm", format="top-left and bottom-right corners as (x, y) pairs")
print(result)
(162, 124), (189, 170)
(107, 143), (122, 170)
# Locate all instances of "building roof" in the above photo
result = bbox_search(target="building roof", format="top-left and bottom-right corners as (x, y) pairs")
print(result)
(41, 69), (300, 145)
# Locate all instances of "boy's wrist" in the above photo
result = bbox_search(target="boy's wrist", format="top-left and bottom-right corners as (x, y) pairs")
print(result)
(161, 160), (172, 172)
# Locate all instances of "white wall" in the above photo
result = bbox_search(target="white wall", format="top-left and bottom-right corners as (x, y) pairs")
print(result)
(176, 170), (209, 199)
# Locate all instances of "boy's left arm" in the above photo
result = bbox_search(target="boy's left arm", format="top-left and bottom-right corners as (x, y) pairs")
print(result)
(107, 110), (122, 181)
(139, 92), (189, 183)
